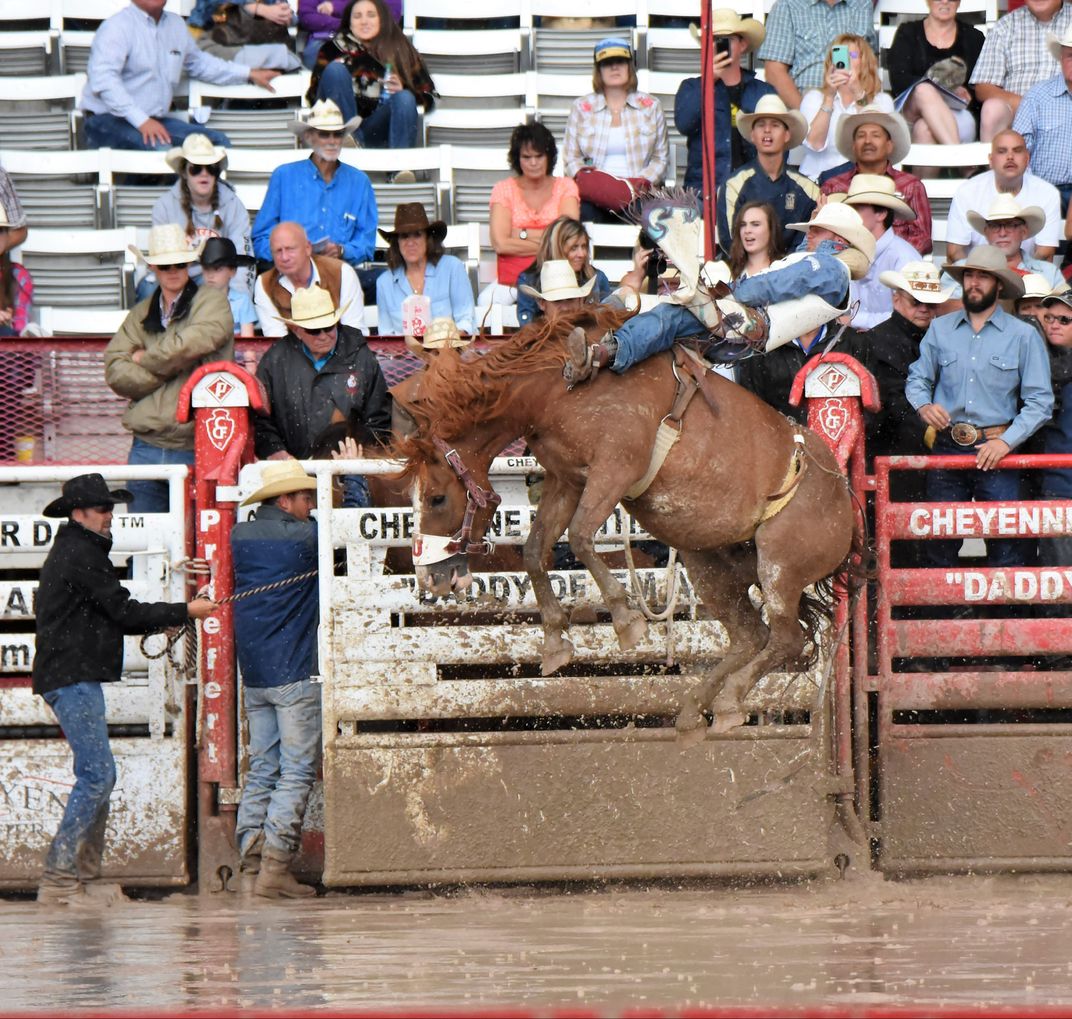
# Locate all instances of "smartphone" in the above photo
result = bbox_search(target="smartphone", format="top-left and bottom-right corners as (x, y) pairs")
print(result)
(830, 43), (851, 70)
(715, 34), (732, 58)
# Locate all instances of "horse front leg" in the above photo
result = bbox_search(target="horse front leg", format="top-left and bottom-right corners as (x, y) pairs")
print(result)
(523, 474), (582, 675)
(567, 488), (649, 653)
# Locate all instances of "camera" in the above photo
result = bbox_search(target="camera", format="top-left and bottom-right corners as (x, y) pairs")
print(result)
(715, 34), (731, 58)
(639, 230), (668, 292)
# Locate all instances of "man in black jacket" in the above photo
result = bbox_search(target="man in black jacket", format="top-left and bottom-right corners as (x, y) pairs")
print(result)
(33, 474), (216, 907)
(254, 285), (391, 506)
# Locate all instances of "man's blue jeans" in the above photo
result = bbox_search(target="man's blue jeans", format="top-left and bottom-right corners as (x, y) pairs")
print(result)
(41, 682), (117, 885)
(612, 303), (707, 374)
(236, 678), (322, 857)
(316, 61), (419, 149)
(126, 437), (195, 515)
(84, 113), (231, 152)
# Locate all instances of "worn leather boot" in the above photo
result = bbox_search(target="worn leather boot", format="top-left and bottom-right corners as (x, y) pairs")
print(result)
(563, 326), (616, 388)
(254, 846), (316, 899)
(714, 298), (768, 351)
(239, 831), (264, 896)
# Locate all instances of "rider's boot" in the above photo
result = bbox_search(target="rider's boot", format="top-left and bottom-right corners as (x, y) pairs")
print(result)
(563, 326), (618, 388)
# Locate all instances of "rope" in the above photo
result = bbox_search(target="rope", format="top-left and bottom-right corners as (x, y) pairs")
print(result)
(622, 531), (685, 666)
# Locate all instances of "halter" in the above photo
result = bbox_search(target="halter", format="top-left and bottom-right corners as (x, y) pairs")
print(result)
(416, 437), (501, 561)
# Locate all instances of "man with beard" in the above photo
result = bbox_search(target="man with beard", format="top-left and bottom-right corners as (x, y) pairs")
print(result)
(906, 245), (1053, 567)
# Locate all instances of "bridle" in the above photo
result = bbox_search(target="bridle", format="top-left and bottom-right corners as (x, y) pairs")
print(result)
(421, 437), (501, 558)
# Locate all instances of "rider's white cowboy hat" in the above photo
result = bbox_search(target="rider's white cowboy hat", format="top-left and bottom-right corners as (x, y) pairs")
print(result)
(786, 202), (877, 263)
(835, 106), (912, 166)
(277, 285), (352, 330)
(165, 132), (227, 174)
(736, 94), (807, 149)
(688, 9), (765, 51)
(422, 317), (470, 348)
(128, 223), (202, 266)
(827, 172), (917, 222)
(878, 260), (953, 304)
(241, 460), (317, 507)
(289, 99), (361, 138)
(1048, 25), (1072, 61)
(966, 192), (1046, 240)
(1018, 273), (1058, 302)
(518, 260), (597, 302)
(941, 244), (1026, 299)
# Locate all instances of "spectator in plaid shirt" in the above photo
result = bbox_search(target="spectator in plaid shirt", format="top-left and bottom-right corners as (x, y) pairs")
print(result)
(0, 165), (27, 255)
(969, 0), (1072, 142)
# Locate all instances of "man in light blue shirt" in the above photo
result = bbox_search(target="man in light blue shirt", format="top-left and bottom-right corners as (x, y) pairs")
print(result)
(252, 101), (377, 273)
(906, 245), (1053, 566)
(79, 0), (280, 150)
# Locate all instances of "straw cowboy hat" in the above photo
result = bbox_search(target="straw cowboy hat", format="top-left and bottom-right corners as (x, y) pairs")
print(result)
(941, 244), (1026, 299)
(129, 223), (202, 266)
(1047, 25), (1072, 61)
(165, 132), (227, 174)
(43, 473), (134, 518)
(736, 94), (808, 149)
(827, 172), (916, 222)
(241, 460), (317, 507)
(381, 203), (447, 245)
(289, 99), (361, 138)
(966, 192), (1046, 239)
(277, 285), (352, 330)
(878, 260), (954, 304)
(835, 106), (912, 166)
(1018, 273), (1057, 302)
(422, 317), (470, 348)
(518, 260), (597, 302)
(786, 202), (877, 264)
(688, 9), (765, 51)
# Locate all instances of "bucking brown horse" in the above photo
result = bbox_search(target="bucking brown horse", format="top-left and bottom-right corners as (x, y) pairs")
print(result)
(392, 305), (862, 739)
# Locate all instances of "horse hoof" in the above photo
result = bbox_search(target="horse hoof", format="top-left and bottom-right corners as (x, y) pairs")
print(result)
(674, 713), (708, 748)
(614, 611), (649, 652)
(541, 639), (575, 676)
(711, 710), (748, 734)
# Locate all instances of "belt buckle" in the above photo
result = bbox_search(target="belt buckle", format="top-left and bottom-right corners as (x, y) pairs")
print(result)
(950, 422), (980, 447)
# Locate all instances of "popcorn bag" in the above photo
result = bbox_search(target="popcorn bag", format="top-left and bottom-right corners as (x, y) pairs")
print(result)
(402, 294), (432, 337)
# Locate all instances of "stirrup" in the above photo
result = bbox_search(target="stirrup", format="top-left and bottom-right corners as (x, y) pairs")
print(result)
(563, 326), (603, 389)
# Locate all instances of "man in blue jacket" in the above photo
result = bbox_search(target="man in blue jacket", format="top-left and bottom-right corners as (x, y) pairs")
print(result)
(231, 460), (320, 898)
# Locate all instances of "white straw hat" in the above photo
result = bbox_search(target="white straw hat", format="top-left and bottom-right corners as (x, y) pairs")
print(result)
(835, 106), (912, 166)
(878, 260), (953, 304)
(1018, 273), (1057, 301)
(165, 133), (227, 173)
(736, 94), (808, 149)
(1047, 25), (1072, 61)
(827, 172), (916, 222)
(277, 285), (352, 330)
(518, 260), (598, 302)
(129, 223), (202, 266)
(688, 9), (765, 51)
(422, 317), (470, 348)
(786, 202), (877, 264)
(289, 99), (361, 137)
(241, 460), (317, 506)
(966, 192), (1046, 240)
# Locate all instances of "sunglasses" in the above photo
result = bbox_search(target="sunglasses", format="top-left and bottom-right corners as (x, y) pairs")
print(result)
(188, 163), (222, 177)
(149, 262), (188, 272)
(397, 230), (426, 241)
(1045, 313), (1072, 326)
(315, 130), (345, 139)
(300, 325), (336, 336)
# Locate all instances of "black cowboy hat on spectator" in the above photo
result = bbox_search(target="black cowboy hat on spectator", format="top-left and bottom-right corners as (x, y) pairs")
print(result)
(200, 237), (256, 270)
(43, 474), (134, 518)
(381, 203), (447, 244)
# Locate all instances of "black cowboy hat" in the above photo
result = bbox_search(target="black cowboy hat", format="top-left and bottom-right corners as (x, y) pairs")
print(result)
(380, 203), (448, 244)
(43, 473), (134, 518)
(199, 236), (256, 270)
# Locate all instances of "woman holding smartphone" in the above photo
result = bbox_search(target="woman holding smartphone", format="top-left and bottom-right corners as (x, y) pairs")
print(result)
(799, 35), (892, 181)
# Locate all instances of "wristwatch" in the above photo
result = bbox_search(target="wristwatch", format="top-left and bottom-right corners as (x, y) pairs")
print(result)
(519, 229), (528, 240)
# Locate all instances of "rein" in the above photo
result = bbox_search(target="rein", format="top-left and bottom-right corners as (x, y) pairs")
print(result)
(426, 437), (502, 558)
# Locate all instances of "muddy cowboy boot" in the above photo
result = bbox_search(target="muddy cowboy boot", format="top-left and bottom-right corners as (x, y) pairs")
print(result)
(682, 280), (769, 352)
(563, 326), (618, 388)
(238, 830), (264, 895)
(254, 845), (317, 899)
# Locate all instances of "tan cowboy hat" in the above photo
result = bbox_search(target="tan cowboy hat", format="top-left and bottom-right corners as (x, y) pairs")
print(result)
(289, 99), (361, 138)
(422, 317), (470, 349)
(381, 203), (447, 244)
(241, 460), (317, 507)
(1018, 273), (1057, 302)
(736, 94), (807, 149)
(1048, 25), (1072, 61)
(827, 173), (916, 222)
(966, 192), (1046, 240)
(878, 260), (953, 304)
(835, 106), (912, 166)
(689, 9), (765, 51)
(941, 244), (1026, 299)
(129, 223), (202, 266)
(786, 202), (877, 263)
(518, 260), (597, 302)
(277, 285), (352, 330)
(165, 132), (227, 174)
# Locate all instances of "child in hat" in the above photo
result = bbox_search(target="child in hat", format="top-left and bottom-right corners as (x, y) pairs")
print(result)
(199, 238), (258, 337)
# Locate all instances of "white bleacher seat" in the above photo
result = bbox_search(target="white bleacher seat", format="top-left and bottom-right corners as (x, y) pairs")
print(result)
(424, 107), (531, 150)
(223, 146), (313, 185)
(899, 141), (990, 174)
(641, 28), (700, 75)
(413, 28), (529, 76)
(529, 72), (590, 143)
(97, 148), (175, 229)
(529, 2), (642, 74)
(404, 0), (529, 32)
(187, 71), (311, 150)
(0, 148), (101, 228)
(434, 72), (529, 112)
(18, 227), (138, 309)
(231, 182), (267, 216)
(343, 146), (452, 226)
(0, 32), (57, 78)
(0, 73), (84, 150)
(450, 146), (513, 226)
(37, 305), (127, 335)
(640, 71), (688, 184)
(363, 304), (379, 331)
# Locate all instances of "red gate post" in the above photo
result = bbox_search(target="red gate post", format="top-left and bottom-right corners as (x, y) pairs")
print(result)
(789, 352), (880, 841)
(176, 362), (268, 892)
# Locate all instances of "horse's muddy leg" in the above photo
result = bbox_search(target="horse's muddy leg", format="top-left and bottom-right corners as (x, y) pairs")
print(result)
(672, 547), (767, 745)
(524, 475), (583, 675)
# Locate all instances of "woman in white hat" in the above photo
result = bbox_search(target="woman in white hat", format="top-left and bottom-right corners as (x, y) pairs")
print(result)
(516, 217), (612, 327)
(149, 134), (253, 299)
(799, 34), (893, 181)
(104, 224), (236, 514)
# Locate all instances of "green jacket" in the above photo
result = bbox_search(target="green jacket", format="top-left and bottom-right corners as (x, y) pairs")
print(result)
(104, 284), (235, 450)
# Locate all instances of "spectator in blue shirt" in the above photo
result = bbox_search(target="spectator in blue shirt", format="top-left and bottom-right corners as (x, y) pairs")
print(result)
(79, 0), (280, 151)
(675, 10), (773, 203)
(906, 244), (1053, 566)
(252, 100), (378, 271)
(199, 237), (258, 336)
